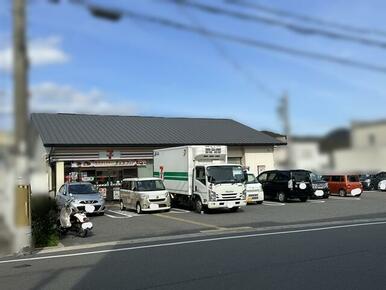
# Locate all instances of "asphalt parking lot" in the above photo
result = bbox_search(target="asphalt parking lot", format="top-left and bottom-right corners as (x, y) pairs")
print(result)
(59, 191), (386, 247)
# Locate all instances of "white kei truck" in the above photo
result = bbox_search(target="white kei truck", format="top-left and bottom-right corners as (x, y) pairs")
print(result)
(153, 145), (247, 213)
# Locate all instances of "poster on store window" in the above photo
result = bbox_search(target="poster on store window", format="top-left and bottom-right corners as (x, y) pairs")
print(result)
(113, 187), (120, 200)
(99, 187), (107, 198)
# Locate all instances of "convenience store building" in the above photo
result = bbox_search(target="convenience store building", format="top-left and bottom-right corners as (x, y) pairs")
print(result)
(30, 113), (285, 200)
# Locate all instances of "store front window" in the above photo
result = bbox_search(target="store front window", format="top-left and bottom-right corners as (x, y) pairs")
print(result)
(63, 160), (150, 200)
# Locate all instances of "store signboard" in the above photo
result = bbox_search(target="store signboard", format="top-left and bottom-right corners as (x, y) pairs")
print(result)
(71, 160), (147, 168)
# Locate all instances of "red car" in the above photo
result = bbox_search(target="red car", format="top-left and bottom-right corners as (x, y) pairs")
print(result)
(322, 175), (363, 197)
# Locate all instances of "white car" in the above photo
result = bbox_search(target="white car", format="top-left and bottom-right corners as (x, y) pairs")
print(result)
(245, 172), (264, 204)
(119, 177), (171, 213)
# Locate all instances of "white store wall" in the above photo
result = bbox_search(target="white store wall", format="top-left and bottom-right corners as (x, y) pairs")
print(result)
(243, 146), (275, 176)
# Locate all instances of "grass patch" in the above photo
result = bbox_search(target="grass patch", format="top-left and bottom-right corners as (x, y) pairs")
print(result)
(31, 196), (59, 248)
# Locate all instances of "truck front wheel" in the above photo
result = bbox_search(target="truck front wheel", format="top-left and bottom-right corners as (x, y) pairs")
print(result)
(194, 198), (203, 213)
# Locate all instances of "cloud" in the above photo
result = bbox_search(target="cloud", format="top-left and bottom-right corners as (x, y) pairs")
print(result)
(0, 36), (70, 72)
(0, 82), (136, 119)
(30, 82), (136, 115)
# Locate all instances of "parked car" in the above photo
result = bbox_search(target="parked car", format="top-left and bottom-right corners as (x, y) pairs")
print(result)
(322, 175), (363, 197)
(257, 170), (311, 202)
(370, 171), (386, 191)
(308, 172), (329, 199)
(245, 172), (264, 204)
(56, 182), (105, 215)
(378, 180), (386, 191)
(359, 174), (373, 191)
(119, 177), (171, 213)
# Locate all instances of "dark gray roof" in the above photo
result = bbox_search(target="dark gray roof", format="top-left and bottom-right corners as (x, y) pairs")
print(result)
(31, 113), (284, 147)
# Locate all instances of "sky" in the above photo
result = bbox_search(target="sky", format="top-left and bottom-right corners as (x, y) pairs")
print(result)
(1, 0), (386, 135)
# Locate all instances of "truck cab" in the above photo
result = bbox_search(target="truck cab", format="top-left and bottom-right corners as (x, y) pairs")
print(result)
(194, 164), (247, 212)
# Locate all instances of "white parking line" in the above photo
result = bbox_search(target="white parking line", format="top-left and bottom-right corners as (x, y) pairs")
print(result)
(105, 210), (136, 218)
(104, 213), (132, 219)
(263, 201), (285, 206)
(105, 209), (189, 219)
(330, 196), (361, 201)
(169, 208), (191, 213)
(308, 200), (326, 204)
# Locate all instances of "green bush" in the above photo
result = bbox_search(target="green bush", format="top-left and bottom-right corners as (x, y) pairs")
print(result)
(31, 196), (59, 248)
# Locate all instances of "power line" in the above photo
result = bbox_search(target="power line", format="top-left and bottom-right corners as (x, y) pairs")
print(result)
(74, 3), (386, 74)
(226, 0), (386, 38)
(179, 6), (279, 99)
(163, 0), (386, 50)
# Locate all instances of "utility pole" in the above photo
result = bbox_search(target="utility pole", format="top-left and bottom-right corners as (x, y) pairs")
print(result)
(278, 92), (292, 168)
(13, 0), (31, 253)
(13, 0), (28, 151)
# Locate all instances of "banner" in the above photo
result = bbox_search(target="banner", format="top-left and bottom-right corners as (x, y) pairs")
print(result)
(71, 160), (147, 168)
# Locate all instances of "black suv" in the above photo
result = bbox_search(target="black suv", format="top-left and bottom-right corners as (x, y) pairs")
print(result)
(370, 172), (386, 190)
(309, 171), (329, 199)
(257, 170), (312, 202)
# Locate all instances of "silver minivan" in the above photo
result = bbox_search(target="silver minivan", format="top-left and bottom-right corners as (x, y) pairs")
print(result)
(119, 178), (171, 213)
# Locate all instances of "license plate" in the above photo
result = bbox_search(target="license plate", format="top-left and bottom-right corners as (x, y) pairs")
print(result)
(227, 202), (235, 208)
(150, 204), (159, 210)
(351, 188), (361, 196)
(247, 197), (253, 202)
(315, 190), (324, 197)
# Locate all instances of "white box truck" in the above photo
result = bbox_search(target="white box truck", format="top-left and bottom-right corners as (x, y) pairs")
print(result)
(153, 145), (247, 213)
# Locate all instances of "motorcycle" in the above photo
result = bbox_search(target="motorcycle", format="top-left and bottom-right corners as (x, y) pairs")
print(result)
(58, 199), (94, 238)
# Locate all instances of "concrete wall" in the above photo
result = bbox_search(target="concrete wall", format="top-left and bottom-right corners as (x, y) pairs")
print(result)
(291, 142), (329, 171)
(274, 142), (328, 172)
(352, 123), (386, 148)
(243, 146), (275, 176)
(334, 147), (386, 172)
(30, 138), (50, 195)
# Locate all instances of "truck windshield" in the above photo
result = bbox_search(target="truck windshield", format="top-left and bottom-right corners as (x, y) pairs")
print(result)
(136, 180), (165, 191)
(207, 166), (245, 184)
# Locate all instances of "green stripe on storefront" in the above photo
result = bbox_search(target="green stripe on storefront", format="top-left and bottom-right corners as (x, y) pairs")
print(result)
(153, 171), (188, 181)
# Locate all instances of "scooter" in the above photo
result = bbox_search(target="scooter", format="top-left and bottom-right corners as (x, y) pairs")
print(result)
(58, 199), (94, 238)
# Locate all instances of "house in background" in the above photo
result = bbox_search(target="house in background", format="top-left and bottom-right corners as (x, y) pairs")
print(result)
(266, 131), (329, 172)
(333, 120), (386, 172)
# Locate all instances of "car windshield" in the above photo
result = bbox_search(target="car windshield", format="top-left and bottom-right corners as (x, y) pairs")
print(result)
(348, 175), (359, 182)
(68, 183), (97, 194)
(136, 180), (165, 191)
(246, 174), (257, 184)
(310, 173), (323, 182)
(291, 171), (311, 182)
(207, 166), (245, 184)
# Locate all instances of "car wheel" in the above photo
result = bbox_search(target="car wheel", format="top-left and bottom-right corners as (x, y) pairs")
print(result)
(339, 189), (346, 197)
(194, 198), (203, 213)
(78, 228), (88, 238)
(277, 192), (286, 203)
(99, 212), (105, 216)
(136, 203), (142, 214)
(120, 200), (125, 211)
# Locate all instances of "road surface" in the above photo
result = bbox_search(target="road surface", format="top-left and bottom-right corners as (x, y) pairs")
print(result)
(1, 220), (386, 290)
